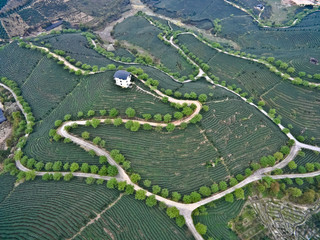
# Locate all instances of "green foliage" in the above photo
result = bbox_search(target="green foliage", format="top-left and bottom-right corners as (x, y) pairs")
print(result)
(166, 207), (179, 218)
(195, 222), (207, 235)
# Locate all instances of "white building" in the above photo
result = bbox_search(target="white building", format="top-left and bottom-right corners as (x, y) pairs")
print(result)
(114, 70), (132, 88)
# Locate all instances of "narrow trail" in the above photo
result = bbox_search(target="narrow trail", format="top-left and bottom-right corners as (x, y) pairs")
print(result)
(68, 193), (124, 240)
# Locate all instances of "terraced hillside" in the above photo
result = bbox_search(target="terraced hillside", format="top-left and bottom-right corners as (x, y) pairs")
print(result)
(261, 81), (320, 145)
(193, 199), (245, 240)
(74, 194), (193, 240)
(113, 16), (195, 78)
(177, 33), (282, 100)
(70, 85), (287, 194)
(0, 177), (192, 239)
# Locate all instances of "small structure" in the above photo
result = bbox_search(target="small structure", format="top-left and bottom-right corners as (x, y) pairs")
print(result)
(114, 70), (132, 88)
(0, 109), (6, 124)
(310, 57), (319, 65)
(256, 4), (264, 10)
(45, 20), (63, 31)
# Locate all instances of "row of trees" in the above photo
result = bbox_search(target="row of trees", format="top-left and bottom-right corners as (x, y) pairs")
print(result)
(19, 155), (119, 176)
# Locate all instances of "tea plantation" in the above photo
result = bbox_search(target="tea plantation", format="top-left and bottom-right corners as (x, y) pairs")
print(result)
(262, 81), (320, 145)
(74, 194), (193, 240)
(113, 16), (195, 77)
(193, 198), (245, 240)
(1, 1), (320, 238)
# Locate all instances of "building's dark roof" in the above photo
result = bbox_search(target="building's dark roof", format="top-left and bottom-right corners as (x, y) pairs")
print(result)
(114, 70), (131, 80)
(0, 109), (6, 124)
(45, 21), (63, 31)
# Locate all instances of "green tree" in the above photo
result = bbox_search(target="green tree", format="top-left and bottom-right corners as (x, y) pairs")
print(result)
(90, 118), (100, 128)
(125, 184), (134, 194)
(35, 162), (44, 171)
(113, 118), (122, 126)
(90, 165), (99, 174)
(288, 187), (302, 197)
(295, 178), (304, 186)
(125, 107), (136, 117)
(130, 173), (141, 183)
(135, 189), (147, 200)
(25, 170), (36, 181)
(174, 112), (184, 120)
(87, 110), (95, 117)
(154, 114), (162, 121)
(117, 181), (126, 191)
(81, 163), (90, 173)
(166, 123), (175, 132)
(172, 192), (181, 201)
(53, 172), (63, 181)
(211, 183), (219, 193)
(54, 120), (62, 127)
(77, 111), (84, 118)
(130, 122), (140, 131)
(198, 94), (208, 102)
(234, 188), (245, 200)
(99, 110), (107, 116)
(166, 207), (180, 218)
(109, 108), (119, 117)
(306, 163), (315, 172)
(64, 114), (71, 121)
(161, 188), (169, 198)
(288, 161), (297, 170)
(108, 165), (118, 176)
(146, 195), (157, 207)
(81, 131), (90, 139)
(86, 177), (95, 184)
(143, 123), (152, 130)
(64, 173), (73, 181)
(190, 192), (201, 202)
(70, 162), (79, 172)
(27, 158), (36, 169)
(229, 178), (238, 187)
(219, 181), (228, 191)
(142, 113), (152, 120)
(199, 186), (211, 197)
(176, 215), (185, 227)
(107, 178), (118, 189)
(99, 156), (108, 164)
(195, 223), (207, 235)
(245, 168), (252, 176)
(92, 137), (101, 145)
(183, 195), (191, 203)
(52, 161), (62, 171)
(45, 162), (53, 171)
(225, 193), (234, 203)
(143, 179), (152, 187)
(274, 152), (284, 161)
(152, 185), (161, 194)
(163, 114), (172, 123)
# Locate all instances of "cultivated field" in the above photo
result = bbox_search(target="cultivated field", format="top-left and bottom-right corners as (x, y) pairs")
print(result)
(70, 87), (287, 194)
(74, 194), (193, 240)
(193, 198), (245, 240)
(113, 16), (195, 77)
(262, 82), (320, 145)
(177, 33), (283, 100)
